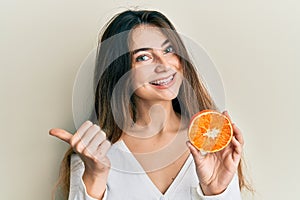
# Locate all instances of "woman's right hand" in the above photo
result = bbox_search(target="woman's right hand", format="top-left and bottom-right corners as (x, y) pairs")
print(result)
(49, 120), (111, 199)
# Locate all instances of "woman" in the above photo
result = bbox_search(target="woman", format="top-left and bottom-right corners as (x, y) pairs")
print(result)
(50, 10), (249, 199)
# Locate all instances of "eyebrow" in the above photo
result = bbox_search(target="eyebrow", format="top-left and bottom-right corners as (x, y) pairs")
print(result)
(132, 39), (170, 55)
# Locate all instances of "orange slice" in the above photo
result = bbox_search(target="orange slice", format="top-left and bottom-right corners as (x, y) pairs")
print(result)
(188, 110), (233, 153)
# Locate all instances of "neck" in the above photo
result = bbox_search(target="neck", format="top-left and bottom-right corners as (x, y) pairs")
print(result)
(120, 97), (189, 155)
(134, 98), (180, 135)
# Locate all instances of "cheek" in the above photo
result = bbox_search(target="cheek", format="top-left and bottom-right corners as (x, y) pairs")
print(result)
(171, 56), (183, 72)
(131, 62), (157, 86)
(131, 69), (150, 90)
(178, 64), (183, 73)
(133, 84), (154, 100)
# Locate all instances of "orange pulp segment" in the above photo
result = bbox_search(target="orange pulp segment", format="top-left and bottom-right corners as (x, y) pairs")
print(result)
(188, 110), (233, 153)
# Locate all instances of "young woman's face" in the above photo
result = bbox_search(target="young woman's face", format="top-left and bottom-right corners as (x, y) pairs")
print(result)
(129, 25), (183, 102)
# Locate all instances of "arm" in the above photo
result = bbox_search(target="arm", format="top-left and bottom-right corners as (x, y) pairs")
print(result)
(69, 154), (108, 200)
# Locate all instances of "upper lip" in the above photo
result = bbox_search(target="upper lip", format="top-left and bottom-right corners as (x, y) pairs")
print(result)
(149, 72), (176, 83)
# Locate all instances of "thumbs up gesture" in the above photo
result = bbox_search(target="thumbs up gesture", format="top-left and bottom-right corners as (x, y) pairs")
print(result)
(49, 121), (111, 177)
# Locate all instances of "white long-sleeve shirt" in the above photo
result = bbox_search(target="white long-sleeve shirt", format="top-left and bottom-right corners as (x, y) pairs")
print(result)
(69, 140), (242, 200)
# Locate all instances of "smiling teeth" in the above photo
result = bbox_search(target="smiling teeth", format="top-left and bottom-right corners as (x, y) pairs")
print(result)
(149, 74), (174, 86)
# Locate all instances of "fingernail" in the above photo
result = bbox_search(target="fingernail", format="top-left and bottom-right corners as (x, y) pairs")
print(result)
(200, 150), (207, 156)
(186, 141), (191, 147)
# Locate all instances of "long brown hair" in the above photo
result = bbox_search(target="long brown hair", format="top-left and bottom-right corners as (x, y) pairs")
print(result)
(54, 9), (252, 199)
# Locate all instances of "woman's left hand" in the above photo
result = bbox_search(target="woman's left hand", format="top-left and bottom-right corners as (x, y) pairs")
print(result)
(186, 111), (244, 195)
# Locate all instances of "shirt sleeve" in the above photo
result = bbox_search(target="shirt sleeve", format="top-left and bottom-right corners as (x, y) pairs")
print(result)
(68, 154), (108, 200)
(191, 173), (242, 200)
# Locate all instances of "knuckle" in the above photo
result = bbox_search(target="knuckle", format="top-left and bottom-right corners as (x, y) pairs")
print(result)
(106, 140), (112, 147)
(85, 120), (93, 125)
(91, 155), (100, 163)
(97, 150), (104, 158)
(70, 136), (77, 147)
(102, 140), (111, 149)
(97, 131), (107, 143)
(82, 147), (91, 157)
(92, 124), (100, 131)
(100, 130), (107, 138)
(75, 141), (84, 152)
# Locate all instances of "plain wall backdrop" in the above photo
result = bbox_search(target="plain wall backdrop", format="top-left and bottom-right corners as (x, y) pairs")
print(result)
(1, 0), (299, 199)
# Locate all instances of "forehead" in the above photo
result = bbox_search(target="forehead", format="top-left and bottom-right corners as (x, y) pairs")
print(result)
(129, 25), (168, 51)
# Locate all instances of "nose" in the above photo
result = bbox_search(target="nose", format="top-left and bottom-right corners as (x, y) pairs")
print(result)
(154, 53), (171, 73)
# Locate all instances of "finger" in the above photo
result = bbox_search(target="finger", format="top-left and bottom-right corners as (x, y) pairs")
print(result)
(73, 127), (98, 153)
(49, 128), (72, 144)
(231, 136), (243, 164)
(222, 110), (232, 123)
(86, 130), (106, 154)
(231, 136), (243, 155)
(186, 141), (205, 166)
(80, 125), (100, 148)
(73, 140), (86, 153)
(95, 140), (111, 160)
(70, 121), (94, 148)
(232, 123), (244, 146)
(76, 120), (94, 137)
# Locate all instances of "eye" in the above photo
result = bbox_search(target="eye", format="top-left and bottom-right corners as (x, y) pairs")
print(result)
(136, 54), (151, 62)
(164, 45), (175, 54)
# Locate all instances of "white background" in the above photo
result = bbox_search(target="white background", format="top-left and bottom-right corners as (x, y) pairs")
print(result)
(1, 0), (299, 199)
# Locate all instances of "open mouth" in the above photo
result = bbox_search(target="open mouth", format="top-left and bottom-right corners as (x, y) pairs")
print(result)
(149, 73), (176, 86)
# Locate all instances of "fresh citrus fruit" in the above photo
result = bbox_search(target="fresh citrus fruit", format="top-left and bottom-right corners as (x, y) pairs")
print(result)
(188, 110), (233, 153)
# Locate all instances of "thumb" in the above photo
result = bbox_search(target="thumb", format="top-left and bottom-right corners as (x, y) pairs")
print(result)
(49, 128), (72, 144)
(186, 141), (206, 166)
